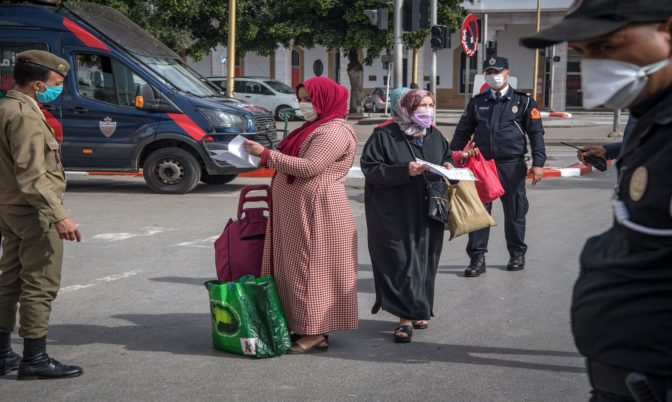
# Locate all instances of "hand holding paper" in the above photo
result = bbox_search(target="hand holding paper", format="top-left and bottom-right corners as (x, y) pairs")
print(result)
(415, 158), (477, 181)
(211, 135), (260, 168)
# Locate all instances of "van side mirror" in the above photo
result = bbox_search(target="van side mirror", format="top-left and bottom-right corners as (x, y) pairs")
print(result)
(135, 84), (181, 113)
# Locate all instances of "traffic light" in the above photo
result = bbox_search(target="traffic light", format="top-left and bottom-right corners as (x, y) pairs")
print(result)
(430, 25), (450, 49)
(486, 41), (498, 58)
(403, 0), (430, 32)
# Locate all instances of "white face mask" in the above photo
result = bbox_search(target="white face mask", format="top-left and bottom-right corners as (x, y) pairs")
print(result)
(299, 101), (318, 122)
(485, 73), (506, 90)
(580, 57), (671, 110)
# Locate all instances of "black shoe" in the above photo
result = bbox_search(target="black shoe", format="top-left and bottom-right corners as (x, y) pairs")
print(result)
(464, 254), (486, 277)
(17, 337), (82, 380)
(507, 256), (525, 271)
(0, 332), (21, 375)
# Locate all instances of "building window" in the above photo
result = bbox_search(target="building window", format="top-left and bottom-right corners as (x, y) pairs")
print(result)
(368, 75), (377, 81)
(313, 60), (324, 77)
(566, 49), (582, 107)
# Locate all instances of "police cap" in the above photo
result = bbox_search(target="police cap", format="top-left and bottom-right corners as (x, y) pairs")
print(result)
(16, 50), (70, 77)
(483, 56), (509, 72)
(520, 0), (672, 49)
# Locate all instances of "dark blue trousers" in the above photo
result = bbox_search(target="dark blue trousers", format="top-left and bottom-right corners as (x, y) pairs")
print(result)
(467, 157), (529, 258)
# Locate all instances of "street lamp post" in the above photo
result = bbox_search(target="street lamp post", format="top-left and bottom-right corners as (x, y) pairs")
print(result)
(393, 0), (403, 88)
(226, 0), (236, 98)
(532, 0), (541, 103)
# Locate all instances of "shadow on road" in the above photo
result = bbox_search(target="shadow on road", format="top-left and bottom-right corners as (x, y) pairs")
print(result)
(47, 313), (228, 358)
(45, 316), (583, 374)
(66, 179), (249, 195)
(149, 276), (212, 287)
(325, 319), (585, 374)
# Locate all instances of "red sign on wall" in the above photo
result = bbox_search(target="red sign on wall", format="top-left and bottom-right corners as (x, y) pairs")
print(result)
(461, 14), (479, 57)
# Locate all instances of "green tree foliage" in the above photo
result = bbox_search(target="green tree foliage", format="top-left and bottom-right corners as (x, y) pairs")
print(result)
(70, 0), (465, 111)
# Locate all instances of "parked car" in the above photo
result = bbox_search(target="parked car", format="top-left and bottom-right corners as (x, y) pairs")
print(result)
(363, 87), (390, 113)
(207, 77), (302, 121)
(0, 1), (279, 194)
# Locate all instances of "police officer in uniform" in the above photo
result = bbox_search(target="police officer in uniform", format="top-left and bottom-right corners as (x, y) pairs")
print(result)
(522, 1), (672, 400)
(0, 50), (82, 380)
(451, 56), (546, 277)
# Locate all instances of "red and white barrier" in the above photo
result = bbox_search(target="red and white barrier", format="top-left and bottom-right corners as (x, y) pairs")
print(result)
(540, 111), (572, 118)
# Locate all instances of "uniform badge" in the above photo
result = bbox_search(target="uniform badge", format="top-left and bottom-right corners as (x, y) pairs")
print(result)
(57, 64), (66, 73)
(488, 58), (496, 66)
(511, 105), (518, 113)
(629, 166), (648, 202)
(530, 107), (541, 120)
(99, 116), (117, 138)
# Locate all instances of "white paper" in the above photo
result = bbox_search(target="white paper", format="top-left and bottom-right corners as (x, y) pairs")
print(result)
(415, 158), (477, 181)
(211, 135), (260, 168)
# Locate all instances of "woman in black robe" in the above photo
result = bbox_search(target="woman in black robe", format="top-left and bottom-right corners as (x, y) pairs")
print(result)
(361, 89), (454, 343)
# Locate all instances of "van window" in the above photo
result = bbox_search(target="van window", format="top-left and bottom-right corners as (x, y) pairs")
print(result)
(74, 53), (147, 107)
(0, 42), (49, 98)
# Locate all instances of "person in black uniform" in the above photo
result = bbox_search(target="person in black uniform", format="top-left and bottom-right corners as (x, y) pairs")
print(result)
(521, 1), (672, 401)
(451, 56), (546, 277)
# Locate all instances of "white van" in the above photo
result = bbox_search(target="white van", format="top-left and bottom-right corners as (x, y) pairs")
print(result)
(208, 77), (303, 121)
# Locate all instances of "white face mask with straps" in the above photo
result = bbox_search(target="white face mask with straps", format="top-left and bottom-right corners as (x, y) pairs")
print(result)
(580, 56), (672, 110)
(299, 102), (318, 122)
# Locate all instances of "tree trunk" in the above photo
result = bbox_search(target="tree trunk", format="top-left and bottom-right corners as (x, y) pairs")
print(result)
(346, 49), (363, 114)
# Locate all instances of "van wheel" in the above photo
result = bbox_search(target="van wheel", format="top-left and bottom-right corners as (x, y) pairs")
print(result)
(144, 147), (201, 194)
(276, 105), (295, 121)
(200, 173), (238, 185)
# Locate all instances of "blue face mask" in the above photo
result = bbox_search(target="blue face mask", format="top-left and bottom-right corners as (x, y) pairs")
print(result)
(35, 83), (63, 104)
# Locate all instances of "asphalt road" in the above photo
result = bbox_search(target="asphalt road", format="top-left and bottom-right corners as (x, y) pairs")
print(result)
(0, 165), (618, 401)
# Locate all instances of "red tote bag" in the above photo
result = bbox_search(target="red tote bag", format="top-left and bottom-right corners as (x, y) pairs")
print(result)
(452, 142), (505, 204)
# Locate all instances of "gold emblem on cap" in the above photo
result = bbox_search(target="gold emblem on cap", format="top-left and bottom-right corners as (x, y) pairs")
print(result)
(488, 58), (496, 65)
(57, 64), (66, 72)
(512, 105), (518, 113)
(629, 166), (648, 202)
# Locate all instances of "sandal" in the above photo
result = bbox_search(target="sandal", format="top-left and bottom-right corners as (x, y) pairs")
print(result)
(291, 333), (329, 343)
(393, 325), (413, 343)
(288, 336), (329, 354)
(412, 320), (429, 329)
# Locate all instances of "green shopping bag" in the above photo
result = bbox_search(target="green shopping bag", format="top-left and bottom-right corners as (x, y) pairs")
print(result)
(204, 275), (291, 358)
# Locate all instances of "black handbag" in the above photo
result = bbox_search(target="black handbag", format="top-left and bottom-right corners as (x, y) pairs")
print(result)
(403, 137), (450, 224)
(426, 178), (450, 224)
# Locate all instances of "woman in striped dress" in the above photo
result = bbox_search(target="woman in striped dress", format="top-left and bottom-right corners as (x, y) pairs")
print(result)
(244, 77), (358, 354)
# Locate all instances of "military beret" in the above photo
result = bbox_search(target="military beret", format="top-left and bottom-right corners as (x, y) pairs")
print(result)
(16, 50), (70, 77)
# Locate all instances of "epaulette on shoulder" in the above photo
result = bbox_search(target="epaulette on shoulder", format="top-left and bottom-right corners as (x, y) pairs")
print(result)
(472, 91), (488, 99)
(514, 90), (532, 97)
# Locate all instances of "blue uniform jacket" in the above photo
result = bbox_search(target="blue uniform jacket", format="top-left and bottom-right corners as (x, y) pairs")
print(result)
(451, 87), (547, 167)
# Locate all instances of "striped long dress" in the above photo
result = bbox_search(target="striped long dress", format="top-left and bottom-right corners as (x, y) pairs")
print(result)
(260, 118), (359, 335)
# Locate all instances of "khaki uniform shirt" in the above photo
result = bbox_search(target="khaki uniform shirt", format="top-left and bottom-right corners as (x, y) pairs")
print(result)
(0, 90), (67, 223)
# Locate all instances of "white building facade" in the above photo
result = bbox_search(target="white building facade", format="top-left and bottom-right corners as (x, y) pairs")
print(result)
(188, 0), (577, 110)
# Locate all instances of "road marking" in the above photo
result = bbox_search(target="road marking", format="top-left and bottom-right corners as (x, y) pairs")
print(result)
(60, 270), (142, 294)
(92, 226), (173, 242)
(176, 236), (219, 248)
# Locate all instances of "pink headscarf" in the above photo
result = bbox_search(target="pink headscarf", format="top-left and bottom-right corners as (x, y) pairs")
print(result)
(394, 89), (435, 138)
(276, 77), (349, 184)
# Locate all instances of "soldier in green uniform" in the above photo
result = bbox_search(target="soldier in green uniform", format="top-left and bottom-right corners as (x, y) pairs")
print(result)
(0, 50), (82, 380)
(522, 1), (672, 400)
